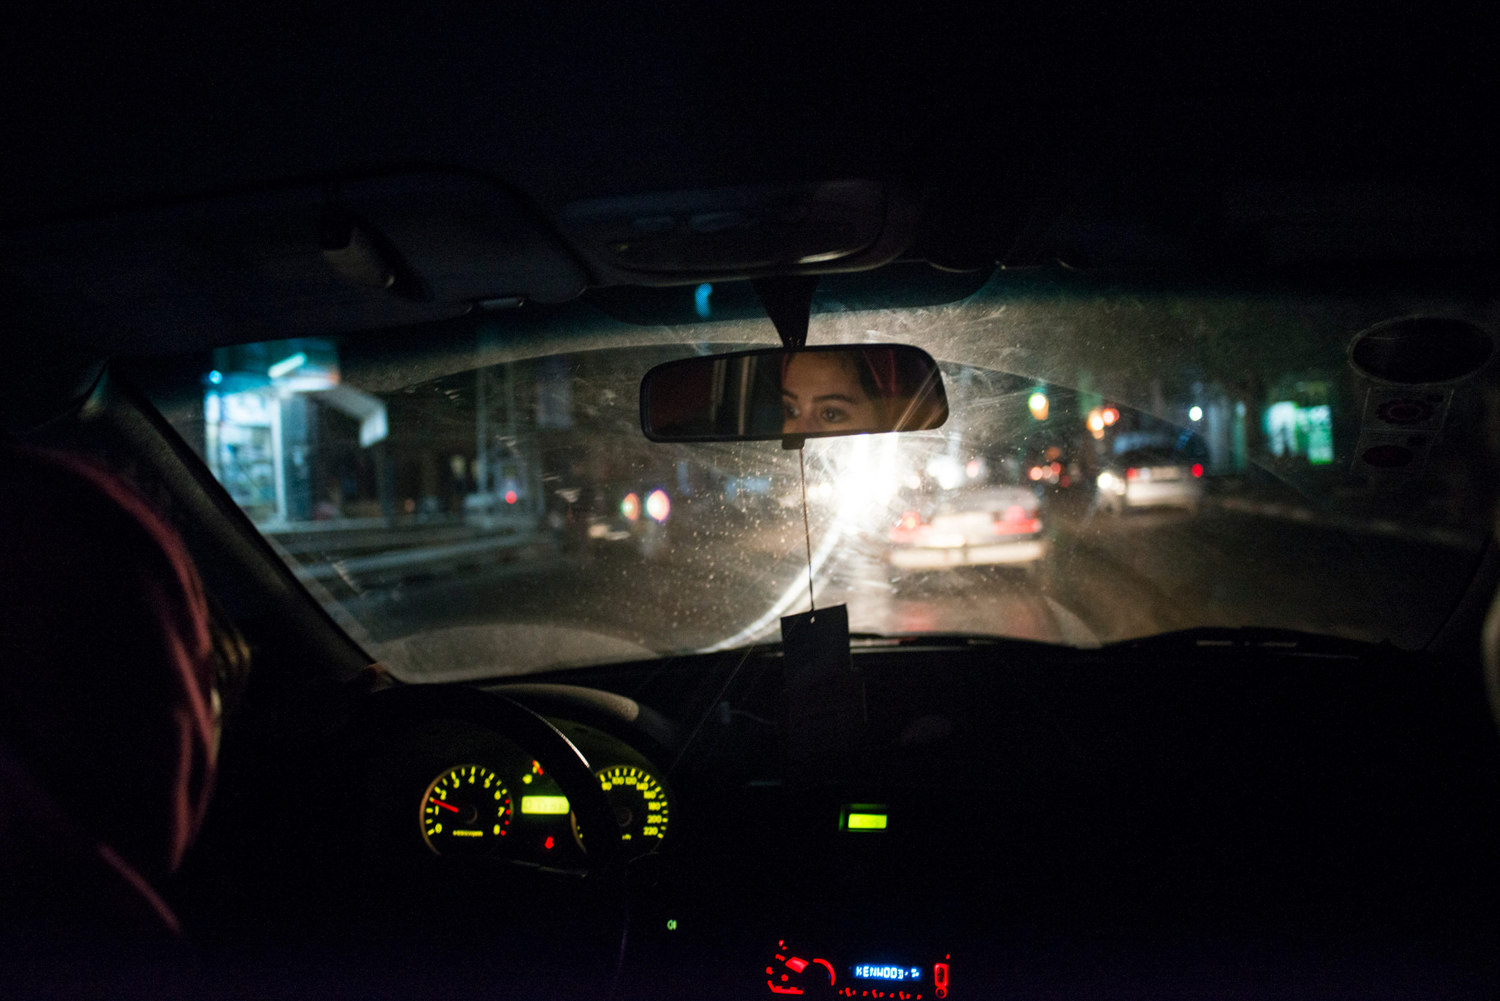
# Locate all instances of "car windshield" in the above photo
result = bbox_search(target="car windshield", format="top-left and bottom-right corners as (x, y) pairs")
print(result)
(137, 269), (1494, 680)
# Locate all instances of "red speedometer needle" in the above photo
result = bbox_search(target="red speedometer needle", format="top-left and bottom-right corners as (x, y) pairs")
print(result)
(428, 797), (460, 813)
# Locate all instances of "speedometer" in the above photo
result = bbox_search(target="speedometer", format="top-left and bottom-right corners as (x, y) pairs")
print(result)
(596, 765), (670, 846)
(421, 764), (513, 855)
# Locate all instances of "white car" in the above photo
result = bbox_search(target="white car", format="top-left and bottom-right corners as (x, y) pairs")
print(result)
(888, 485), (1046, 571)
(1097, 449), (1204, 514)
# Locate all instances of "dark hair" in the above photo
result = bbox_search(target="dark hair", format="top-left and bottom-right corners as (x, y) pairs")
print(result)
(0, 444), (218, 878)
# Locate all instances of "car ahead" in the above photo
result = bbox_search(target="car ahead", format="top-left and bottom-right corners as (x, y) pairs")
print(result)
(1096, 447), (1205, 515)
(583, 483), (673, 560)
(888, 484), (1046, 573)
(3, 9), (1500, 1001)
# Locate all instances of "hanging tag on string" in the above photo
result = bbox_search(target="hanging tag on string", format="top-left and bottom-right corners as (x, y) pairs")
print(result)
(781, 603), (862, 788)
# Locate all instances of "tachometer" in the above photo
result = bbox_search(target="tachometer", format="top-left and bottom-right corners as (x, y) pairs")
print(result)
(421, 763), (513, 855)
(595, 765), (670, 847)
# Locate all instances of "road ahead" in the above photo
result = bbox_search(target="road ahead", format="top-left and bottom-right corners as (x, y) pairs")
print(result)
(338, 495), (1478, 679)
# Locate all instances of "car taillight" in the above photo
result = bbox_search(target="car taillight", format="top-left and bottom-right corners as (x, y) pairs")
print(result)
(1125, 467), (1139, 481)
(1191, 463), (1203, 478)
(993, 505), (1040, 535)
(890, 510), (923, 543)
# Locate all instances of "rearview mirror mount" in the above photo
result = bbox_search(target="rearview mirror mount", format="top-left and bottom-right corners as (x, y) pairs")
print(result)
(640, 344), (948, 444)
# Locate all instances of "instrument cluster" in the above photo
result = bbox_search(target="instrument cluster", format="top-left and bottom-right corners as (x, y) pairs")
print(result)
(363, 713), (672, 868)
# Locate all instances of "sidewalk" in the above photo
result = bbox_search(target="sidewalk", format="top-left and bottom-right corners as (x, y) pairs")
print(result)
(1208, 494), (1481, 550)
(252, 514), (553, 586)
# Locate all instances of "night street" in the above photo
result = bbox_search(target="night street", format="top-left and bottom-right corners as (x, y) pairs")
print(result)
(338, 493), (1475, 681)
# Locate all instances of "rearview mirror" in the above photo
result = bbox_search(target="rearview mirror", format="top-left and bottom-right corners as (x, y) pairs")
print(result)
(641, 344), (948, 443)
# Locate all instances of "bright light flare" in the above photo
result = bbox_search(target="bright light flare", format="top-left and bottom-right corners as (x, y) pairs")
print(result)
(824, 435), (903, 510)
(925, 454), (964, 491)
(707, 434), (904, 652)
(621, 492), (641, 521)
(646, 489), (671, 523)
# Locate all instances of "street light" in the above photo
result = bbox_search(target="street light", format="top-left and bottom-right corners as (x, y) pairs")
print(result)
(1028, 391), (1049, 421)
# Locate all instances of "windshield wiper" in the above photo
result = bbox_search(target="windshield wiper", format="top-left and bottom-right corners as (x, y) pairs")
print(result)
(1107, 626), (1382, 659)
(847, 630), (1015, 647)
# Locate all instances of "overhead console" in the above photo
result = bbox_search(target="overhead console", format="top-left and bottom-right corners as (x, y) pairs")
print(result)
(555, 179), (919, 286)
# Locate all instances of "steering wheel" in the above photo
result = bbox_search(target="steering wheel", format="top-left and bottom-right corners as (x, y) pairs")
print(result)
(350, 684), (630, 996)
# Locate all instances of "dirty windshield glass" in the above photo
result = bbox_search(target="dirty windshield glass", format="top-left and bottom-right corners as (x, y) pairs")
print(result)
(140, 273), (1495, 680)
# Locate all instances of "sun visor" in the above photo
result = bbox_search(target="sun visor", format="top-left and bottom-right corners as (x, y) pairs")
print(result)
(330, 172), (588, 305)
(0, 172), (588, 355)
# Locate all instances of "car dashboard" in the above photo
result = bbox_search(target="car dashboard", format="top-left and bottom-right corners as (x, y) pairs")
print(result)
(245, 632), (1500, 1000)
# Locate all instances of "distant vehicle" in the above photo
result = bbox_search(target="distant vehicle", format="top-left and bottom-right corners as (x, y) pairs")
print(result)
(887, 485), (1046, 572)
(586, 485), (672, 559)
(1096, 448), (1204, 514)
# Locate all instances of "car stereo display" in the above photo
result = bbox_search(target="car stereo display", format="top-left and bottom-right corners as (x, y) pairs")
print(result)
(843, 959), (949, 998)
(852, 964), (923, 981)
(766, 940), (951, 997)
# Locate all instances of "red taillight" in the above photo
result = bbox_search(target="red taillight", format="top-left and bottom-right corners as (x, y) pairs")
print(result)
(994, 505), (1040, 535)
(1191, 463), (1203, 478)
(890, 510), (923, 543)
(1126, 467), (1139, 481)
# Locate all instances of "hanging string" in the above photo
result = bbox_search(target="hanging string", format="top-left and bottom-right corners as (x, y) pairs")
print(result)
(798, 446), (815, 613)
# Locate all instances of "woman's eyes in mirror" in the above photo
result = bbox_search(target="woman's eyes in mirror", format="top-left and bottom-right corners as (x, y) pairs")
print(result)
(784, 401), (851, 425)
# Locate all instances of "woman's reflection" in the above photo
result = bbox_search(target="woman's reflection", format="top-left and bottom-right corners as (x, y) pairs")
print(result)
(780, 351), (884, 434)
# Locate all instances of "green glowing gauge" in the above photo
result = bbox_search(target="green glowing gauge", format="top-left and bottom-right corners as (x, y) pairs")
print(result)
(421, 764), (513, 855)
(595, 765), (670, 846)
